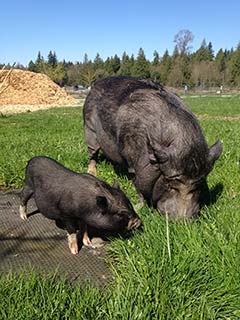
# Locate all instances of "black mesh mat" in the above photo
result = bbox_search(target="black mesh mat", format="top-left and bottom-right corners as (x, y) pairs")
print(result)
(0, 191), (113, 286)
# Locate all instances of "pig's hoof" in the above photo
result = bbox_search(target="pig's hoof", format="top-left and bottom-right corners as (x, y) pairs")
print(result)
(19, 205), (27, 220)
(134, 202), (144, 211)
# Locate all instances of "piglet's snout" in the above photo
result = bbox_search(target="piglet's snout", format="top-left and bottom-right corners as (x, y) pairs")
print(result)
(127, 217), (142, 230)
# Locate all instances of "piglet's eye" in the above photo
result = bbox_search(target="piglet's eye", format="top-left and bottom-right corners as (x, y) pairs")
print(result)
(114, 213), (123, 220)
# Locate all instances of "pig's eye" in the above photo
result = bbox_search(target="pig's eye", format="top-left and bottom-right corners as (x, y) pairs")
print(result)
(188, 187), (200, 194)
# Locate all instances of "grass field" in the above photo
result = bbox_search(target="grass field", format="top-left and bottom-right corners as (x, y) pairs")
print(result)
(0, 96), (240, 319)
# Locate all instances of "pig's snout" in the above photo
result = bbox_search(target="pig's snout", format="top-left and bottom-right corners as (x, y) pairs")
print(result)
(127, 217), (142, 230)
(157, 199), (200, 218)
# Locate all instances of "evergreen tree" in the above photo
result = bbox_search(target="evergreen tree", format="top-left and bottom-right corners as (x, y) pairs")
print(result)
(207, 42), (214, 61)
(104, 57), (111, 74)
(172, 45), (180, 61)
(215, 49), (226, 73)
(36, 51), (43, 65)
(228, 43), (240, 86)
(93, 53), (104, 70)
(152, 50), (160, 65)
(194, 40), (214, 62)
(106, 54), (121, 74)
(158, 49), (172, 84)
(35, 51), (46, 73)
(47, 51), (58, 68)
(119, 52), (134, 75)
(194, 39), (207, 61)
(28, 60), (37, 72)
(150, 65), (161, 83)
(181, 54), (192, 85)
(132, 48), (150, 78)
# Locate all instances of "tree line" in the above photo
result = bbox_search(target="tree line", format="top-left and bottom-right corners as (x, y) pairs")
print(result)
(2, 30), (240, 89)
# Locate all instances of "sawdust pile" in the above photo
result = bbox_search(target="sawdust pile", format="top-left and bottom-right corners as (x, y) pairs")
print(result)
(0, 69), (77, 114)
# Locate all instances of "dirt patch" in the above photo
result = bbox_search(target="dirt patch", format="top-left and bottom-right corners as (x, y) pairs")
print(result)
(0, 69), (78, 114)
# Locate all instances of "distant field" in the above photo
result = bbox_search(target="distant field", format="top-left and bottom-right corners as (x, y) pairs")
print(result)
(0, 96), (240, 319)
(184, 95), (240, 116)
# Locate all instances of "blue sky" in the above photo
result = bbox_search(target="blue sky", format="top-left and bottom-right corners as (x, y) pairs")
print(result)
(1, 0), (240, 66)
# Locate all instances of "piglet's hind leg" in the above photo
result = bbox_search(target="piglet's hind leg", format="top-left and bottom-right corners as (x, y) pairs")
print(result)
(19, 184), (34, 220)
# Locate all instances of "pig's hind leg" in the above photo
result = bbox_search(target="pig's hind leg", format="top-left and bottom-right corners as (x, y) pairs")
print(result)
(19, 183), (34, 220)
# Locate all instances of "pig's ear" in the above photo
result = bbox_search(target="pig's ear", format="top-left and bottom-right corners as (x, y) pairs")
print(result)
(96, 196), (108, 210)
(207, 140), (223, 173)
(112, 180), (120, 189)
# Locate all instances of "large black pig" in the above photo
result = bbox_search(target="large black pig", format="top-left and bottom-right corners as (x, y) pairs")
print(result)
(83, 76), (223, 218)
(19, 156), (141, 254)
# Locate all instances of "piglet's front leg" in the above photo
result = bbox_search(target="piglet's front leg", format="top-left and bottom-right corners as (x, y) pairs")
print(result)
(19, 204), (28, 220)
(82, 222), (94, 249)
(65, 220), (79, 255)
(67, 233), (78, 255)
(82, 222), (94, 248)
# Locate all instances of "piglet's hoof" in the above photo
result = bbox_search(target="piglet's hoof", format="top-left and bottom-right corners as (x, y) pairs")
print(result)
(83, 234), (94, 248)
(70, 246), (78, 255)
(19, 205), (28, 220)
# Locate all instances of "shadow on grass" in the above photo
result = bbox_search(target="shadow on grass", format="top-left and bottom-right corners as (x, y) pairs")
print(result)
(200, 182), (224, 207)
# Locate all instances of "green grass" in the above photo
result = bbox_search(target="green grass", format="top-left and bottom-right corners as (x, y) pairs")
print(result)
(0, 97), (240, 319)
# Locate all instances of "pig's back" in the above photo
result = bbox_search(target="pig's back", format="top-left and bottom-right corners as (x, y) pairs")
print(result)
(83, 76), (195, 135)
(27, 156), (76, 179)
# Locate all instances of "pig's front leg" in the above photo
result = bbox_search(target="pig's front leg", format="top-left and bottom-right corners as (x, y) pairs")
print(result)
(87, 159), (97, 176)
(135, 193), (145, 211)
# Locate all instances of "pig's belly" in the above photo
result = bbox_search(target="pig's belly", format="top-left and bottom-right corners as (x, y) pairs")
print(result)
(34, 192), (62, 220)
(96, 125), (124, 165)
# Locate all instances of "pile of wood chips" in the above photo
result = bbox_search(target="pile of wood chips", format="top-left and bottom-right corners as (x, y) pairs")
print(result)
(0, 69), (77, 114)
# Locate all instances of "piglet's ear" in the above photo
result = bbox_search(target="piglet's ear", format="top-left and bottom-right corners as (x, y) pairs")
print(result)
(96, 196), (108, 210)
(112, 180), (120, 189)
